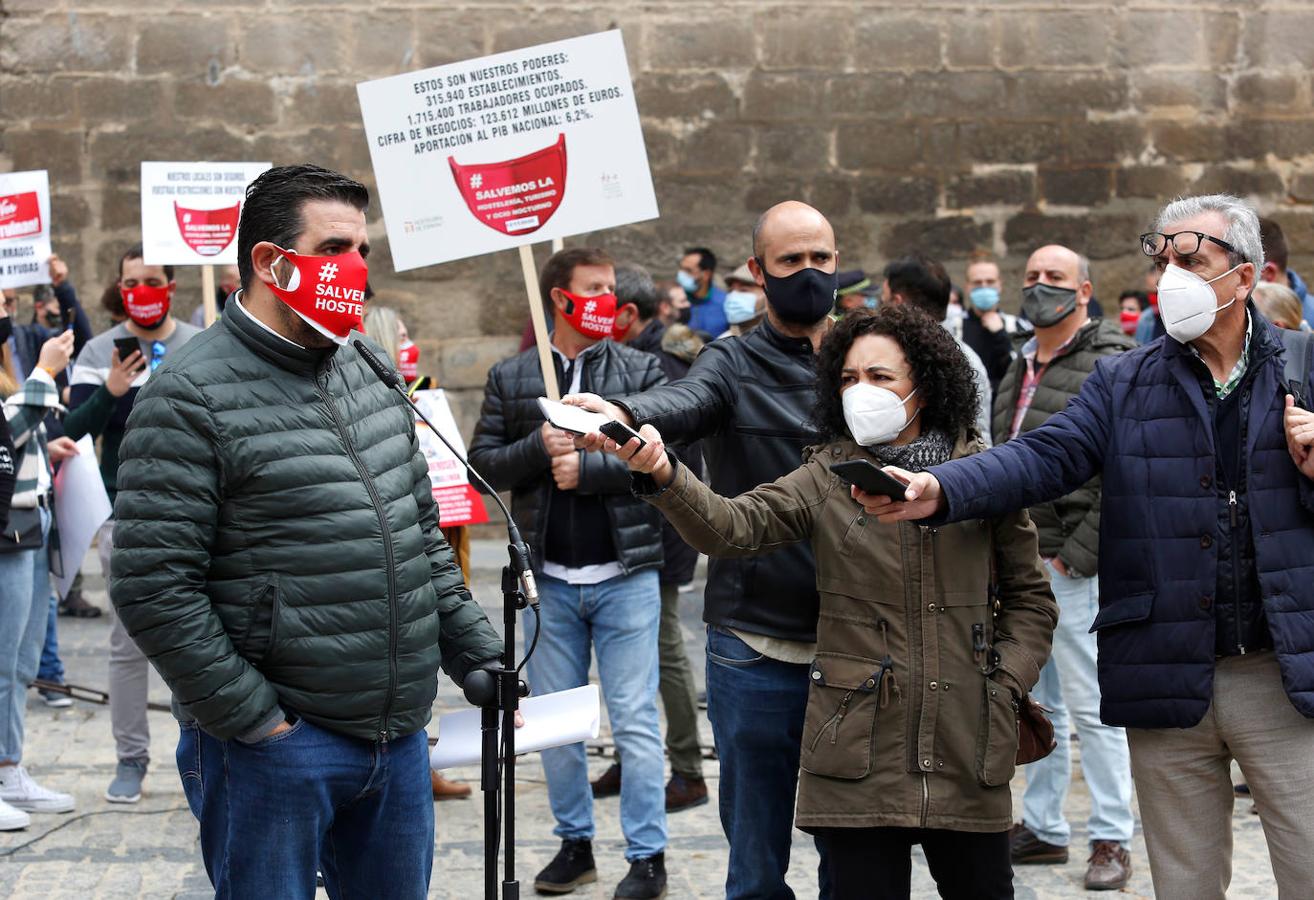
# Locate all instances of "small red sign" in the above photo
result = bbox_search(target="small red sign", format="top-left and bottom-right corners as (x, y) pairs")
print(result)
(448, 134), (567, 236)
(173, 201), (241, 256)
(0, 192), (42, 241)
(434, 483), (489, 529)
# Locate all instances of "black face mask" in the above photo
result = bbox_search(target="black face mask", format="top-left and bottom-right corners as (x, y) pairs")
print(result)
(0, 317), (11, 346)
(41, 311), (61, 329)
(756, 260), (838, 325)
(1021, 282), (1079, 328)
(675, 306), (692, 325)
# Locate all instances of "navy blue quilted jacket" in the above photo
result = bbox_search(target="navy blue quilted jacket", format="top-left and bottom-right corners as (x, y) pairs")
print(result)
(928, 308), (1314, 728)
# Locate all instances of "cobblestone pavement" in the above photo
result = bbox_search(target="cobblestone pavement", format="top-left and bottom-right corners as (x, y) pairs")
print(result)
(0, 541), (1278, 899)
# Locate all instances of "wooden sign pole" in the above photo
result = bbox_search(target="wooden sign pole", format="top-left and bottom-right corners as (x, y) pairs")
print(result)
(519, 244), (559, 399)
(200, 264), (217, 327)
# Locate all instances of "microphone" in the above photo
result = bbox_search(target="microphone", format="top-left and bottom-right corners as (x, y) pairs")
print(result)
(353, 340), (541, 613)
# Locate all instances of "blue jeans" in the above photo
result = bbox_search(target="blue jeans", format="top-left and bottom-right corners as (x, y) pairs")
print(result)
(176, 718), (433, 899)
(526, 569), (666, 860)
(706, 625), (827, 900)
(37, 594), (64, 684)
(1022, 563), (1134, 847)
(0, 509), (50, 763)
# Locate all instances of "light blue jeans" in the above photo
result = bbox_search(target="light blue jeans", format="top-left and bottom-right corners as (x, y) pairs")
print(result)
(1022, 562), (1134, 847)
(526, 569), (666, 861)
(0, 508), (51, 763)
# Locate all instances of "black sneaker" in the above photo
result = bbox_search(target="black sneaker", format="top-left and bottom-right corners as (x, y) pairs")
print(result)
(534, 839), (596, 895)
(614, 852), (666, 899)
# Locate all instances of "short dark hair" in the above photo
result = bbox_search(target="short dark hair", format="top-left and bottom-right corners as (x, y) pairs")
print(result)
(1259, 216), (1289, 272)
(884, 254), (951, 320)
(683, 247), (716, 272)
(814, 305), (980, 444)
(539, 247), (614, 309)
(1118, 289), (1150, 311)
(614, 262), (659, 321)
(237, 164), (369, 291)
(119, 243), (174, 281)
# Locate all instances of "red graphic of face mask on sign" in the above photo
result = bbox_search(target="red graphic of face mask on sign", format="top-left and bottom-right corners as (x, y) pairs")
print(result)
(0, 192), (42, 241)
(266, 249), (370, 345)
(174, 201), (241, 256)
(448, 134), (567, 236)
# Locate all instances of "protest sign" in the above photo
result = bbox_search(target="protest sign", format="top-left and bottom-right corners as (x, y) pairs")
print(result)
(411, 389), (489, 528)
(140, 161), (270, 325)
(357, 29), (657, 398)
(53, 435), (112, 600)
(0, 169), (52, 291)
(356, 29), (657, 271)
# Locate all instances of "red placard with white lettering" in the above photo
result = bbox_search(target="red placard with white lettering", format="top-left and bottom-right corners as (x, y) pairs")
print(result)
(0, 170), (52, 291)
(411, 389), (489, 528)
(174, 201), (242, 256)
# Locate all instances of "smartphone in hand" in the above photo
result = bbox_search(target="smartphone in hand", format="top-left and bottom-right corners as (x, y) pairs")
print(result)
(599, 419), (647, 453)
(113, 336), (141, 364)
(830, 459), (908, 501)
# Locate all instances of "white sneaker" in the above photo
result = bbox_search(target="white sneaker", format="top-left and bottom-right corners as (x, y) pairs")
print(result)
(0, 765), (76, 813)
(0, 796), (30, 830)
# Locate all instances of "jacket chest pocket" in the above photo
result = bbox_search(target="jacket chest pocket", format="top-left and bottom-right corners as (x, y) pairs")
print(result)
(800, 653), (891, 781)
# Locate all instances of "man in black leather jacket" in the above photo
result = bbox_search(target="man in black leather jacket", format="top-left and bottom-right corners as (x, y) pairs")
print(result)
(571, 201), (838, 899)
(468, 248), (671, 900)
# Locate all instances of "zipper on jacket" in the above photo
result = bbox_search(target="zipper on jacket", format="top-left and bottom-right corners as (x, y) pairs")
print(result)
(316, 375), (399, 740)
(1228, 490), (1245, 654)
(919, 774), (930, 828)
(810, 689), (856, 751)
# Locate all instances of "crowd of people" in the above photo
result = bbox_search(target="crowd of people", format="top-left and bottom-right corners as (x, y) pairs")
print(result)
(0, 164), (1312, 900)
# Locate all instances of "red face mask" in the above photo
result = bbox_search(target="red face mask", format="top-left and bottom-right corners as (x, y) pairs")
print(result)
(120, 282), (172, 328)
(558, 289), (617, 341)
(1119, 309), (1140, 335)
(266, 248), (369, 345)
(398, 339), (419, 382)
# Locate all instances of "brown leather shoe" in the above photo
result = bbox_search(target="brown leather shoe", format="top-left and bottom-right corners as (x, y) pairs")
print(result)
(1084, 841), (1131, 891)
(591, 762), (621, 798)
(1010, 822), (1069, 864)
(665, 773), (708, 813)
(431, 770), (472, 801)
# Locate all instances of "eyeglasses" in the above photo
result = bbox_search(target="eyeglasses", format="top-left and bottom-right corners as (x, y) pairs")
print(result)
(1139, 231), (1239, 259)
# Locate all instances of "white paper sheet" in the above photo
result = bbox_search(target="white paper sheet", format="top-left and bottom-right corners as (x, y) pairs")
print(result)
(430, 684), (601, 771)
(52, 434), (112, 599)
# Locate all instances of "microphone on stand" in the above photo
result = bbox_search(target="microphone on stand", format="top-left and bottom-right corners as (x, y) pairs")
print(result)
(353, 339), (539, 612)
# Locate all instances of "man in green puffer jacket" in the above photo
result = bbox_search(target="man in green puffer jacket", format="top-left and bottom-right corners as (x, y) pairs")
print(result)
(995, 244), (1137, 891)
(111, 165), (501, 899)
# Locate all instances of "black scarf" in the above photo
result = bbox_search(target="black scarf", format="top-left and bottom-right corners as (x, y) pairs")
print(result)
(866, 430), (953, 473)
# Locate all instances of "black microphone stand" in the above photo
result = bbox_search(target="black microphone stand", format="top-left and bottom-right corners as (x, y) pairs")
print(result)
(354, 340), (535, 900)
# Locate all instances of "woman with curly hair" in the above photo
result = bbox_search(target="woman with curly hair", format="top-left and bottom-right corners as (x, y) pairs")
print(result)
(578, 303), (1057, 899)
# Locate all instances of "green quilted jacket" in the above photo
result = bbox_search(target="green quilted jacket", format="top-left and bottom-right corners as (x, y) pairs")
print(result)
(991, 316), (1136, 578)
(110, 301), (501, 742)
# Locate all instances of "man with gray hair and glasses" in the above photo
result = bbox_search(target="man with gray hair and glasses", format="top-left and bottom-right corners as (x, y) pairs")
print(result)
(855, 193), (1314, 897)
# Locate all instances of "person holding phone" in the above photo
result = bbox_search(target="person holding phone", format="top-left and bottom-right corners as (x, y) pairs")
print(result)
(580, 304), (1057, 900)
(63, 243), (201, 805)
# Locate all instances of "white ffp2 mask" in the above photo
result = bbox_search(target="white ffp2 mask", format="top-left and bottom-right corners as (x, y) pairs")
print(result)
(842, 382), (919, 446)
(1157, 262), (1241, 344)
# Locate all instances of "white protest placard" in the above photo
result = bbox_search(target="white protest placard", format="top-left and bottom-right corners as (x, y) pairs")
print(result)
(357, 29), (658, 271)
(430, 684), (601, 770)
(411, 389), (489, 529)
(52, 435), (112, 600)
(140, 161), (271, 266)
(0, 169), (52, 291)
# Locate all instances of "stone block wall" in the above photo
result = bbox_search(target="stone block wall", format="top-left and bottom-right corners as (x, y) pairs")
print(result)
(5, 1), (1314, 438)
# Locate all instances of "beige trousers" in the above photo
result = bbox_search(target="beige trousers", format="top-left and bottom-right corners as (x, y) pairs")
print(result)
(1127, 651), (1314, 900)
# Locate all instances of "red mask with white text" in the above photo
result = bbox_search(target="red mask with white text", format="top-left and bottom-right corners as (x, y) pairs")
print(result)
(558, 289), (617, 341)
(398, 339), (419, 382)
(266, 248), (369, 345)
(120, 283), (173, 329)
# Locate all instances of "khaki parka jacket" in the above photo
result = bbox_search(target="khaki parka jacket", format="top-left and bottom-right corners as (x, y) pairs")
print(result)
(641, 435), (1057, 832)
